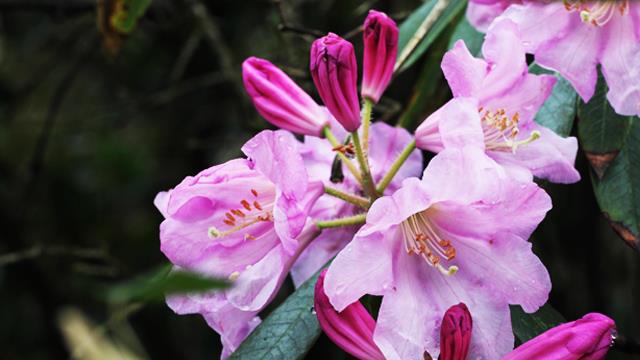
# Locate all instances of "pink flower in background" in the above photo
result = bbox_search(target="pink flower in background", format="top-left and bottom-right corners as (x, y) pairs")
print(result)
(324, 141), (552, 359)
(416, 19), (580, 184)
(500, 0), (640, 116)
(466, 0), (519, 32)
(310, 33), (361, 132)
(314, 269), (385, 360)
(361, 10), (398, 103)
(291, 120), (422, 287)
(242, 57), (331, 136)
(503, 313), (616, 360)
(440, 303), (473, 360)
(155, 130), (322, 358)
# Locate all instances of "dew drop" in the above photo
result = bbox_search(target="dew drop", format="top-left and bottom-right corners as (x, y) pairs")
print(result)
(309, 306), (317, 315)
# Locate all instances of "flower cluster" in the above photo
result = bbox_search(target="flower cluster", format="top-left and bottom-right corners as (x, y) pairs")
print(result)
(153, 3), (635, 359)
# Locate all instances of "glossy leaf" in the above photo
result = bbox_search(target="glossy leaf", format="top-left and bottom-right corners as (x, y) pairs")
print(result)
(397, 0), (467, 72)
(111, 0), (153, 34)
(107, 265), (229, 303)
(530, 64), (578, 137)
(510, 304), (565, 343)
(577, 74), (640, 251)
(229, 268), (325, 360)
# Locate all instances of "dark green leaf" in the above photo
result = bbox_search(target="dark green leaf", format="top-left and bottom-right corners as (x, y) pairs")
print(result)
(230, 268), (325, 360)
(577, 74), (640, 250)
(510, 304), (565, 343)
(397, 0), (467, 72)
(447, 16), (483, 55)
(530, 64), (578, 137)
(107, 264), (230, 303)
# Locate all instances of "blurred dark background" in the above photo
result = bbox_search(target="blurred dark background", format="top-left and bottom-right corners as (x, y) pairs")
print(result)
(0, 0), (638, 359)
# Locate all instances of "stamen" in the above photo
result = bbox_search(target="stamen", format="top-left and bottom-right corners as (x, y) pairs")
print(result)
(480, 108), (540, 153)
(565, 0), (628, 26)
(208, 188), (275, 240)
(253, 201), (263, 211)
(251, 189), (259, 197)
(401, 212), (458, 276)
(241, 200), (252, 211)
(228, 271), (240, 281)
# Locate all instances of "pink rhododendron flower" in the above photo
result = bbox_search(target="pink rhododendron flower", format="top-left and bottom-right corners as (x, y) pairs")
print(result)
(324, 141), (552, 359)
(470, 0), (640, 116)
(503, 313), (616, 360)
(440, 303), (473, 360)
(314, 269), (385, 360)
(416, 19), (580, 184)
(466, 0), (519, 32)
(310, 33), (361, 132)
(291, 120), (423, 287)
(242, 57), (331, 137)
(362, 10), (398, 103)
(155, 130), (323, 358)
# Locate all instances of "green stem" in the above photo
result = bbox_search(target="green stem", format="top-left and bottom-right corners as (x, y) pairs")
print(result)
(323, 126), (362, 184)
(351, 131), (378, 199)
(324, 186), (370, 209)
(316, 213), (366, 229)
(377, 139), (416, 194)
(362, 99), (373, 155)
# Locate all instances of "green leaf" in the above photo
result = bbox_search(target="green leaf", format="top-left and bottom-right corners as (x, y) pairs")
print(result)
(510, 304), (565, 343)
(530, 64), (578, 137)
(230, 269), (324, 360)
(447, 16), (483, 55)
(397, 0), (467, 72)
(111, 0), (153, 34)
(107, 265), (230, 303)
(577, 74), (640, 251)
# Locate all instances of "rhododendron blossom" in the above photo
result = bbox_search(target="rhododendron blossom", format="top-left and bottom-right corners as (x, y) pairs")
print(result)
(291, 120), (422, 286)
(416, 19), (580, 184)
(155, 130), (322, 358)
(324, 143), (552, 359)
(467, 0), (640, 116)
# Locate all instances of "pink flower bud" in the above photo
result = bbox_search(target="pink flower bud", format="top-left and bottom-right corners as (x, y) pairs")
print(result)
(314, 270), (385, 360)
(503, 313), (616, 360)
(242, 57), (330, 137)
(362, 10), (398, 103)
(440, 303), (472, 360)
(310, 33), (361, 132)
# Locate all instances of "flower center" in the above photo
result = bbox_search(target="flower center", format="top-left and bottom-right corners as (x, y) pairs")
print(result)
(401, 211), (458, 276)
(479, 107), (540, 153)
(564, 0), (629, 26)
(208, 188), (274, 240)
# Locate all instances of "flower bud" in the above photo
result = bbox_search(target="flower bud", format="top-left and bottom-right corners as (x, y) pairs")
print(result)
(503, 313), (615, 360)
(314, 270), (385, 360)
(440, 303), (472, 360)
(242, 57), (330, 137)
(362, 10), (398, 103)
(310, 33), (361, 132)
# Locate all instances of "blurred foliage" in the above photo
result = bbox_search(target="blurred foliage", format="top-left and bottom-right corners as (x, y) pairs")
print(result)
(0, 0), (638, 359)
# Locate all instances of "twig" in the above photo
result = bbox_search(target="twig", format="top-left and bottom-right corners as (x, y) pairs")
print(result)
(273, 0), (323, 39)
(169, 29), (203, 82)
(23, 36), (99, 202)
(149, 71), (227, 105)
(0, 245), (110, 267)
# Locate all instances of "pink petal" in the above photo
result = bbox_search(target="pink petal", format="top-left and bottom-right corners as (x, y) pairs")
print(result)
(479, 19), (528, 103)
(227, 246), (288, 311)
(533, 16), (602, 102)
(441, 40), (488, 98)
(466, 1), (511, 33)
(421, 146), (506, 205)
(324, 228), (397, 311)
(373, 252), (514, 360)
(416, 97), (484, 152)
(500, 2), (573, 53)
(487, 124), (581, 184)
(600, 15), (640, 116)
